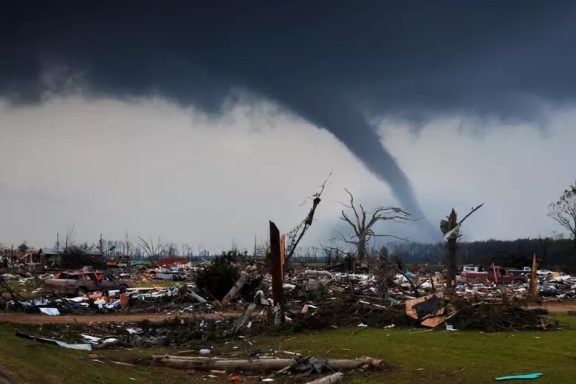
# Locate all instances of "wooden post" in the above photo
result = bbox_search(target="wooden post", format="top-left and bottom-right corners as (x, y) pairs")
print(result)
(280, 234), (286, 281)
(530, 253), (538, 302)
(269, 221), (284, 323)
(492, 264), (499, 284)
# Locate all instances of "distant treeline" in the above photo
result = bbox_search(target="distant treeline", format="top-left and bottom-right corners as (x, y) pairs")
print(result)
(388, 238), (576, 270)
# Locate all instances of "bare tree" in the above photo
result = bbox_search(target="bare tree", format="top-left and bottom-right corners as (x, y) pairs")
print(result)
(339, 189), (410, 262)
(137, 236), (164, 259)
(320, 244), (339, 266)
(164, 243), (179, 257)
(548, 181), (576, 248)
(182, 243), (194, 258)
(64, 225), (75, 251)
(124, 232), (134, 257)
(537, 235), (552, 266)
(254, 239), (270, 260)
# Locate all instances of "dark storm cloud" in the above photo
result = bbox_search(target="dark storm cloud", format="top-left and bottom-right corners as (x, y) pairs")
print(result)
(2, 1), (575, 220)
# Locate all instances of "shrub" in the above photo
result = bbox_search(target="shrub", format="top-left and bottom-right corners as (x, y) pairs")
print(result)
(195, 255), (240, 300)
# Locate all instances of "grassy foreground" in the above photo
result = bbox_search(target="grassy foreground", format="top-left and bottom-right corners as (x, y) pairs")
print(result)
(0, 314), (575, 383)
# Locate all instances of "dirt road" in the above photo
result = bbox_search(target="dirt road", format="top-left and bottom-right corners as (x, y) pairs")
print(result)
(0, 311), (241, 325)
(0, 301), (573, 325)
(529, 301), (576, 313)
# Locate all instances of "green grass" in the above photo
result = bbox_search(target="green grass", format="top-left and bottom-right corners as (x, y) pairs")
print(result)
(0, 322), (206, 384)
(0, 314), (575, 383)
(255, 313), (576, 383)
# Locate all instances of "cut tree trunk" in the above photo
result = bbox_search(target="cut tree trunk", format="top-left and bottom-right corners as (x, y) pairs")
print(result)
(152, 356), (382, 372)
(304, 372), (344, 384)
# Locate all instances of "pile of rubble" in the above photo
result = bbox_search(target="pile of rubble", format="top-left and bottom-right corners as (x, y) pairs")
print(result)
(277, 269), (556, 332)
(17, 316), (240, 350)
(3, 284), (223, 317)
(3, 261), (574, 334)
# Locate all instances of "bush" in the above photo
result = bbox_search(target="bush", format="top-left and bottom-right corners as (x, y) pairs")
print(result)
(195, 255), (240, 300)
(60, 246), (106, 269)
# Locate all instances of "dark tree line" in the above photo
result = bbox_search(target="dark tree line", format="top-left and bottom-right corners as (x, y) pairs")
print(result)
(389, 238), (576, 270)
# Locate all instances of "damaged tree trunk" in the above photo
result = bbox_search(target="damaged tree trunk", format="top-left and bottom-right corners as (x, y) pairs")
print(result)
(270, 221), (284, 324)
(221, 272), (249, 305)
(446, 236), (458, 291)
(440, 204), (483, 293)
(443, 209), (459, 292)
(0, 275), (23, 309)
(152, 356), (383, 371)
(189, 291), (208, 304)
(231, 303), (256, 334)
(530, 253), (538, 302)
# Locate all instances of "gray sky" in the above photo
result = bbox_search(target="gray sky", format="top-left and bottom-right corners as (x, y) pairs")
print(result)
(1, 1), (576, 251)
(1, 95), (574, 251)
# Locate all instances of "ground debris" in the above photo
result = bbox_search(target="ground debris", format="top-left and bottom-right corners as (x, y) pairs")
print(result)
(450, 298), (553, 332)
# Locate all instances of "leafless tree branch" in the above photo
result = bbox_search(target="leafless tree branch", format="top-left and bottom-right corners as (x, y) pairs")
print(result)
(339, 189), (410, 261)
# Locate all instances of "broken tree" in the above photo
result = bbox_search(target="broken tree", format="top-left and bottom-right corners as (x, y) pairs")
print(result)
(440, 203), (483, 291)
(339, 189), (410, 263)
(270, 221), (284, 324)
(285, 171), (331, 263)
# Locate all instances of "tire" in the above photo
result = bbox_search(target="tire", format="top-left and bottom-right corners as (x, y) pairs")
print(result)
(74, 287), (88, 297)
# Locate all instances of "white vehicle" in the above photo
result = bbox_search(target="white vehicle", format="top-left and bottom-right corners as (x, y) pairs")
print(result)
(537, 269), (554, 278)
(522, 267), (554, 278)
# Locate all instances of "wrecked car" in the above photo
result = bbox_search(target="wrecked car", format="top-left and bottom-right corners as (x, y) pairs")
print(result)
(461, 265), (527, 284)
(43, 270), (133, 296)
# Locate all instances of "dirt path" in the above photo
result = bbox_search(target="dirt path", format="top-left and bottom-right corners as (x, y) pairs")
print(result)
(0, 311), (241, 325)
(529, 301), (576, 313)
(1, 301), (574, 325)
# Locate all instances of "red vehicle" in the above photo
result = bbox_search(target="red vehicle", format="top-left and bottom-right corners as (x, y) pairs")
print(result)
(461, 265), (527, 284)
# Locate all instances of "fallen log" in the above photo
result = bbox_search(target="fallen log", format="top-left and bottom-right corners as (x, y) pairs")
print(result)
(189, 291), (208, 304)
(152, 355), (382, 372)
(231, 302), (256, 334)
(305, 372), (344, 384)
(221, 272), (249, 305)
